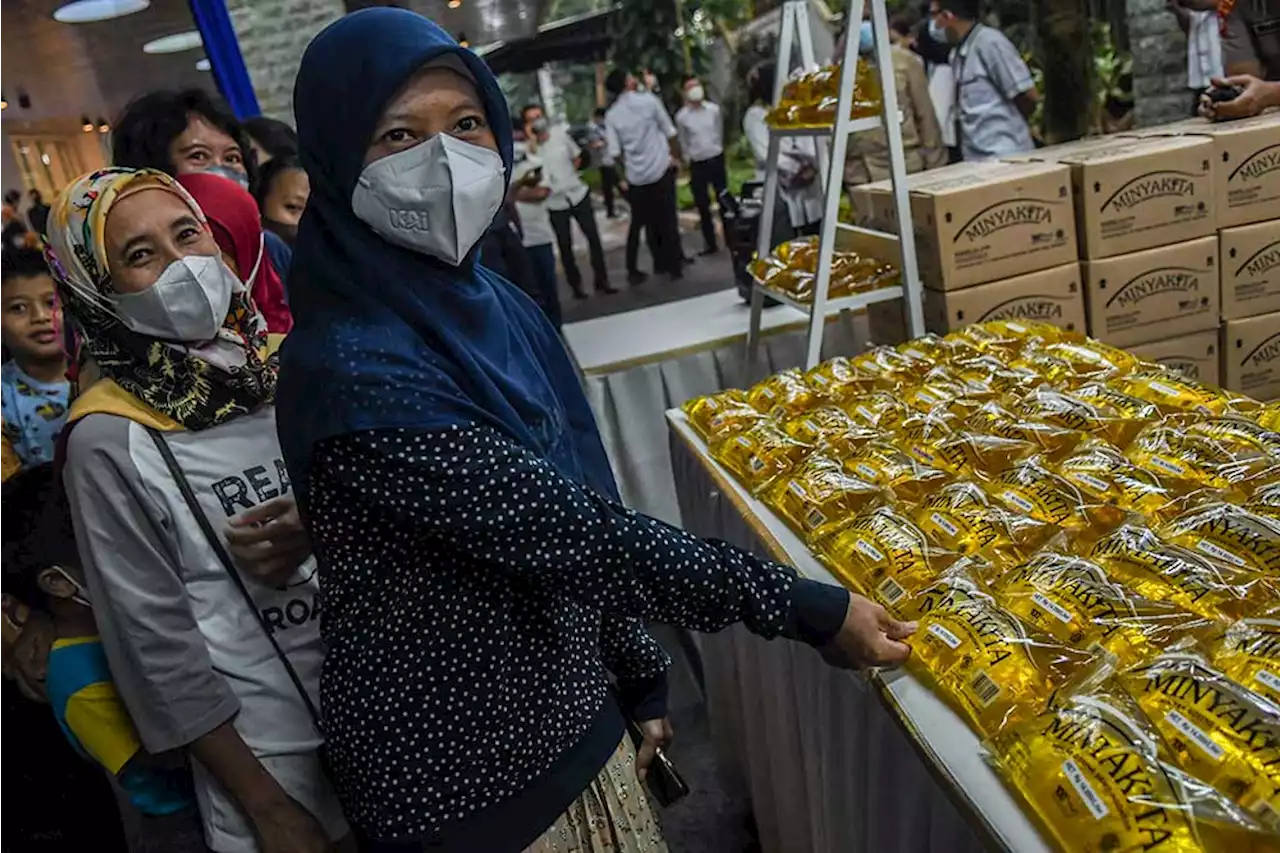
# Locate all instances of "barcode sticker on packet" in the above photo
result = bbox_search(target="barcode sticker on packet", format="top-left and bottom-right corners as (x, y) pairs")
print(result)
(855, 539), (886, 563)
(770, 405), (788, 420)
(1005, 322), (1027, 334)
(1062, 759), (1109, 820)
(855, 463), (880, 482)
(929, 512), (960, 537)
(1002, 491), (1037, 515)
(904, 348), (927, 360)
(1032, 592), (1075, 625)
(1073, 473), (1111, 493)
(736, 436), (752, 447)
(704, 398), (719, 410)
(968, 670), (1002, 707)
(748, 456), (765, 473)
(1195, 539), (1248, 568)
(805, 507), (828, 529)
(1147, 455), (1188, 477)
(1256, 670), (1280, 693)
(877, 576), (907, 605)
(788, 481), (807, 498)
(1165, 710), (1225, 761)
(811, 374), (828, 386)
(758, 388), (776, 400)
(927, 623), (962, 649)
(914, 390), (939, 405)
(1147, 380), (1182, 398)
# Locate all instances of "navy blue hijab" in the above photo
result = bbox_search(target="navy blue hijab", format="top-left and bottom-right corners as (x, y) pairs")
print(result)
(277, 8), (616, 502)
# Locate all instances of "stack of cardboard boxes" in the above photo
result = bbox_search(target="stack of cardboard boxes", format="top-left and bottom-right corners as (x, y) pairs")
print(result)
(851, 113), (1280, 401)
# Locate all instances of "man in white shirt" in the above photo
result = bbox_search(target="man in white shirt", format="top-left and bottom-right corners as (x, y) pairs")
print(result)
(674, 76), (726, 256)
(522, 104), (615, 297)
(604, 69), (686, 282)
(510, 151), (565, 323)
(1168, 0), (1224, 113)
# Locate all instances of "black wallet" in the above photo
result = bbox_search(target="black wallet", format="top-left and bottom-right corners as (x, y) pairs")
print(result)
(625, 716), (690, 807)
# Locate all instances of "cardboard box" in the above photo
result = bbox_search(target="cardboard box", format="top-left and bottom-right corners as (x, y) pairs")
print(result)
(1007, 135), (1214, 259)
(1220, 219), (1280, 320)
(1221, 311), (1280, 401)
(1082, 236), (1219, 348)
(1130, 329), (1220, 387)
(1126, 113), (1280, 228)
(921, 262), (1086, 334)
(851, 160), (1077, 290)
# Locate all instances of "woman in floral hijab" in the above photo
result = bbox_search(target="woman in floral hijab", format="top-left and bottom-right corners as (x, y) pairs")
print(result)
(44, 167), (275, 429)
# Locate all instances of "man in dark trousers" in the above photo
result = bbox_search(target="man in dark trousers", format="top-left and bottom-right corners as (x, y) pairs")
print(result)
(675, 75), (726, 256)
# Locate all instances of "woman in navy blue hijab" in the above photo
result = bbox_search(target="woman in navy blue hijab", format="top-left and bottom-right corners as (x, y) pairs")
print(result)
(278, 9), (914, 851)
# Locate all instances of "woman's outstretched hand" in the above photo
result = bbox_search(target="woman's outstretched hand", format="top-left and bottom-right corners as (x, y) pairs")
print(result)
(225, 497), (312, 587)
(821, 592), (915, 670)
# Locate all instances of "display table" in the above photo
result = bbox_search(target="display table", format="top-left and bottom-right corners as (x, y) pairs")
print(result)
(666, 408), (1051, 853)
(563, 289), (866, 525)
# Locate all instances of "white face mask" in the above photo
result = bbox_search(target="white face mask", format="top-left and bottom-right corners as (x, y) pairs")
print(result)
(928, 18), (949, 44)
(109, 254), (237, 342)
(351, 132), (506, 266)
(687, 84), (705, 103)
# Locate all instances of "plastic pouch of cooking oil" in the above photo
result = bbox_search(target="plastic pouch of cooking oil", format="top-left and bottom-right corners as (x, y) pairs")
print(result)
(768, 269), (817, 301)
(747, 255), (786, 284)
(1127, 423), (1280, 496)
(764, 454), (885, 542)
(772, 236), (820, 269)
(1111, 369), (1253, 416)
(783, 406), (863, 445)
(946, 322), (1043, 355)
(981, 319), (1084, 347)
(1206, 607), (1280, 708)
(1123, 650), (1280, 831)
(843, 441), (952, 502)
(995, 550), (1209, 666)
(901, 369), (971, 414)
(1042, 340), (1142, 382)
(709, 420), (812, 493)
(1159, 502), (1280, 576)
(682, 389), (765, 440)
(967, 401), (1086, 461)
(1247, 482), (1280, 519)
(842, 390), (911, 431)
(803, 357), (879, 403)
(1016, 385), (1152, 449)
(951, 354), (1044, 398)
(1071, 381), (1164, 421)
(851, 345), (928, 387)
(1089, 523), (1270, 624)
(909, 571), (1097, 738)
(989, 458), (1128, 539)
(914, 482), (1056, 571)
(1257, 402), (1280, 432)
(812, 506), (961, 613)
(1186, 415), (1280, 459)
(747, 368), (817, 420)
(987, 671), (1272, 853)
(896, 333), (980, 368)
(1056, 439), (1201, 525)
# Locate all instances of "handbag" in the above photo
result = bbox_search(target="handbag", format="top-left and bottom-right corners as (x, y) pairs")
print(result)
(145, 428), (326, 740)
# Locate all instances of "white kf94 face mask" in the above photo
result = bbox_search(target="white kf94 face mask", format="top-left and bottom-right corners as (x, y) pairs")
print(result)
(351, 131), (506, 266)
(109, 254), (237, 342)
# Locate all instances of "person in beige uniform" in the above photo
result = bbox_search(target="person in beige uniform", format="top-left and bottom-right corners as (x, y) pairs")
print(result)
(845, 18), (947, 185)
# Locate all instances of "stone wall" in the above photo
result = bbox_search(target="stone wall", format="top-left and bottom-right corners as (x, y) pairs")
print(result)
(1126, 0), (1193, 127)
(226, 0), (345, 121)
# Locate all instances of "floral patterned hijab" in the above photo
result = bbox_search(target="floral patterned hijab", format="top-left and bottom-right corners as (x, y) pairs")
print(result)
(43, 167), (276, 430)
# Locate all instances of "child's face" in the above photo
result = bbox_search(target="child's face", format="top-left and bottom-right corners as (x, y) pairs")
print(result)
(1, 273), (63, 363)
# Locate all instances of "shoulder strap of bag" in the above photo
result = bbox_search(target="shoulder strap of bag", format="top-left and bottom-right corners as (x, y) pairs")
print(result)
(145, 427), (325, 736)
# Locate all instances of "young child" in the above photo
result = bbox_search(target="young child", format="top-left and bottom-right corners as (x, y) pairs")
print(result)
(28, 488), (203, 849)
(2, 247), (69, 478)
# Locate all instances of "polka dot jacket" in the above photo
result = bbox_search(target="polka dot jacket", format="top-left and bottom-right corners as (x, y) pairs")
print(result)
(306, 425), (849, 849)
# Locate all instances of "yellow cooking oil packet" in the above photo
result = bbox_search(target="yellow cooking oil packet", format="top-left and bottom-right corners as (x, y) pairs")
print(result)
(1206, 609), (1280, 708)
(914, 482), (1056, 573)
(896, 333), (981, 369)
(967, 401), (1087, 461)
(1127, 423), (1280, 496)
(896, 410), (1034, 477)
(709, 420), (812, 493)
(682, 389), (766, 439)
(747, 368), (817, 420)
(1248, 482), (1280, 519)
(1043, 339), (1142, 380)
(1008, 349), (1082, 389)
(1089, 524), (1270, 624)
(1072, 381), (1164, 421)
(842, 389), (912, 432)
(1257, 402), (1280, 432)
(989, 458), (1127, 539)
(1057, 439), (1201, 524)
(764, 454), (885, 542)
(952, 354), (1046, 397)
(1160, 502), (1280, 576)
(995, 550), (1210, 666)
(1016, 385), (1152, 449)
(1186, 416), (1280, 460)
(987, 673), (1272, 853)
(1111, 369), (1250, 416)
(843, 441), (952, 503)
(782, 406), (872, 447)
(909, 572), (1096, 738)
(812, 506), (961, 611)
(947, 319), (1075, 355)
(850, 345), (929, 387)
(901, 368), (974, 414)
(1124, 650), (1280, 831)
(802, 357), (878, 403)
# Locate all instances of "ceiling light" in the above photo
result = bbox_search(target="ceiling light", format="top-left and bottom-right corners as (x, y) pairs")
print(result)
(195, 57), (211, 72)
(447, 0), (461, 8)
(142, 30), (203, 54)
(81, 115), (94, 133)
(97, 117), (110, 133)
(53, 0), (150, 23)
